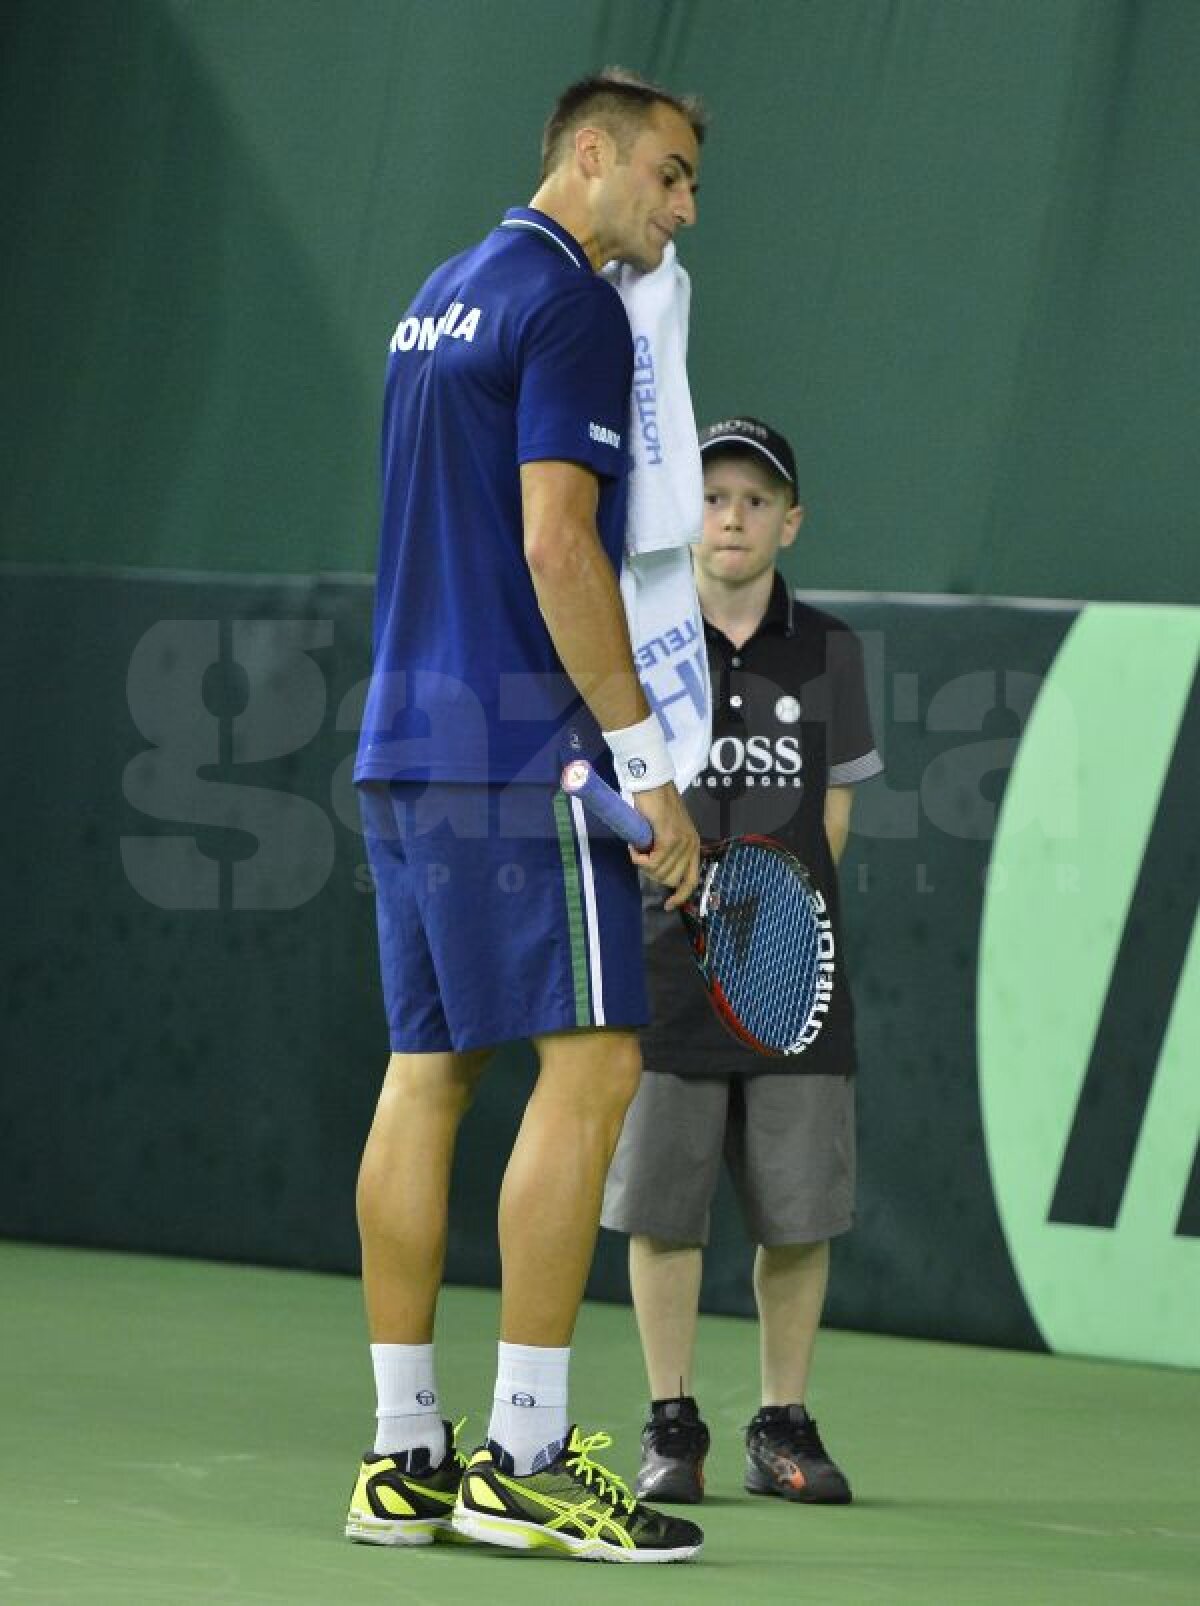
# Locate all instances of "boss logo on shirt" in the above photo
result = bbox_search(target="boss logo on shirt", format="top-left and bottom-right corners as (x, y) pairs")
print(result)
(705, 733), (803, 777)
(588, 421), (622, 449)
(389, 301), (482, 354)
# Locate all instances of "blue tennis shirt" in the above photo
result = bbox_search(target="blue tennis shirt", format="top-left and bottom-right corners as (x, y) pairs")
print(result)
(355, 207), (634, 785)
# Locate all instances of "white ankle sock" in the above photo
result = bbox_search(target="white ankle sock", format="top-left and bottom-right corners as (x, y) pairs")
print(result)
(370, 1342), (445, 1459)
(487, 1341), (570, 1474)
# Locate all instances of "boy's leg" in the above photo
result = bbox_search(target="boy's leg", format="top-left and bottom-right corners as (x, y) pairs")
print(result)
(733, 1073), (854, 1503)
(601, 1070), (729, 1395)
(745, 1241), (849, 1505)
(754, 1239), (830, 1405)
(628, 1236), (704, 1399)
(600, 1072), (728, 1503)
(625, 1238), (710, 1503)
(729, 1068), (853, 1406)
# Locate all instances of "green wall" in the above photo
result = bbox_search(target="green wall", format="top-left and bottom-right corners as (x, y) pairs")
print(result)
(3, 570), (1197, 1365)
(3, 3), (1198, 1366)
(3, 0), (1199, 599)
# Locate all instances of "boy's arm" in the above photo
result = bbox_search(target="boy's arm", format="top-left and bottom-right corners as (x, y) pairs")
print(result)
(824, 785), (854, 865)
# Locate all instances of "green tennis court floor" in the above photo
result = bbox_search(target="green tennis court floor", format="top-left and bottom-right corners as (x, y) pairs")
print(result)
(1, 1243), (1196, 1604)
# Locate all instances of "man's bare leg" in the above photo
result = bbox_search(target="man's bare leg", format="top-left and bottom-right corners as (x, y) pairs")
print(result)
(346, 1048), (489, 1535)
(357, 1048), (489, 1343)
(484, 1028), (639, 1471)
(628, 1236), (704, 1399)
(498, 1028), (641, 1345)
(754, 1239), (829, 1405)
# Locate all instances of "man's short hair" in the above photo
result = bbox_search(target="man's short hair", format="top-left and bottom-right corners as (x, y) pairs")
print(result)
(541, 66), (707, 180)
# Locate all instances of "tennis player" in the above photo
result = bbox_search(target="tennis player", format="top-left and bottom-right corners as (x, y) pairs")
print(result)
(346, 70), (707, 1563)
(601, 417), (883, 1505)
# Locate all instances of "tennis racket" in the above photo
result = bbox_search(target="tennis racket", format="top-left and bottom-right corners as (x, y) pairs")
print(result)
(560, 760), (835, 1058)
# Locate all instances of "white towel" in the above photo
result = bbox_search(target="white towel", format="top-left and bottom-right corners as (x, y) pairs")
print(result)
(604, 242), (704, 555)
(604, 243), (711, 787)
(620, 548), (711, 788)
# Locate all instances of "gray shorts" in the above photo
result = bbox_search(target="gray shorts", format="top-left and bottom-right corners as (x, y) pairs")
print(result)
(601, 1070), (855, 1247)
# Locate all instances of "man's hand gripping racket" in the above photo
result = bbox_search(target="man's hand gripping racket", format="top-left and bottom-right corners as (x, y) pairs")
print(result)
(561, 760), (835, 1059)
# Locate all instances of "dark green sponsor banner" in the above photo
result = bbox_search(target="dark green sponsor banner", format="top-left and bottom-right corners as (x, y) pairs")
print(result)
(2, 571), (1195, 1363)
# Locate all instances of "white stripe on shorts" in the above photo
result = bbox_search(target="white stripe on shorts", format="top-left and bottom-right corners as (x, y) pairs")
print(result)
(569, 795), (606, 1026)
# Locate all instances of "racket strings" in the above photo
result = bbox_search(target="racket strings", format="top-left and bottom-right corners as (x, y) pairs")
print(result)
(704, 844), (824, 1052)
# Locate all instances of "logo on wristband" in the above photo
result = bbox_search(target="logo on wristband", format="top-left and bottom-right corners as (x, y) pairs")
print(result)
(416, 1390), (436, 1406)
(511, 1391), (537, 1407)
(629, 758), (647, 778)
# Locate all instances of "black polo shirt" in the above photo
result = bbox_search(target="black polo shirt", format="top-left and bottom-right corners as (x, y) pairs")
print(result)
(641, 573), (882, 1077)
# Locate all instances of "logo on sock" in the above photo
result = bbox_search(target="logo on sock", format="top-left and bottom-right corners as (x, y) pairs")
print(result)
(416, 1389), (436, 1406)
(531, 1437), (565, 1472)
(511, 1391), (537, 1407)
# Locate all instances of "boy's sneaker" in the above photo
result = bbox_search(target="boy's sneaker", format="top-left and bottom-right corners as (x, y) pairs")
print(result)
(345, 1421), (466, 1545)
(634, 1396), (711, 1504)
(744, 1404), (852, 1503)
(452, 1425), (704, 1562)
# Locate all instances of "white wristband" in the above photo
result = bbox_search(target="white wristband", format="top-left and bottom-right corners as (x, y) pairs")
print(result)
(602, 713), (674, 793)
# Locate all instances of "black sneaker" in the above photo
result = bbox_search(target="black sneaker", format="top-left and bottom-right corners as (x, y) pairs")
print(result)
(744, 1405), (852, 1504)
(634, 1395), (710, 1504)
(453, 1425), (704, 1562)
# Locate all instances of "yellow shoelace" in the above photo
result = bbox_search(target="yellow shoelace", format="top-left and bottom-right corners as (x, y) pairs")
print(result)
(565, 1430), (636, 1512)
(450, 1417), (469, 1470)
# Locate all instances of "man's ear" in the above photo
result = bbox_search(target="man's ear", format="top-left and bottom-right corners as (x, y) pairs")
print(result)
(574, 124), (612, 177)
(779, 502), (805, 550)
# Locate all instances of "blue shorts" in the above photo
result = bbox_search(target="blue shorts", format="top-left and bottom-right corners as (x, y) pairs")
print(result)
(359, 780), (649, 1053)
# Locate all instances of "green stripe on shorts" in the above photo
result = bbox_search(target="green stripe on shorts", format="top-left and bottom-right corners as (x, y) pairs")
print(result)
(553, 791), (591, 1027)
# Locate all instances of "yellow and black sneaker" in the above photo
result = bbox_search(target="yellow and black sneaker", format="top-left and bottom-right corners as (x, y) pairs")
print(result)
(345, 1421), (466, 1546)
(451, 1426), (704, 1563)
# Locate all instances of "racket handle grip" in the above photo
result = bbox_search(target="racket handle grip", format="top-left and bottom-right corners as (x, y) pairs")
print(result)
(560, 760), (655, 851)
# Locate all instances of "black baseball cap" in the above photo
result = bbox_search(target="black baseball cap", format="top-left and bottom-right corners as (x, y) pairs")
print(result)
(698, 415), (797, 492)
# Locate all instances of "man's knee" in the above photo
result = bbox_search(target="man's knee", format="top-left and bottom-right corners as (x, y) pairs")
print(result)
(382, 1049), (488, 1113)
(599, 1033), (642, 1111)
(591, 1034), (641, 1128)
(535, 1029), (642, 1120)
